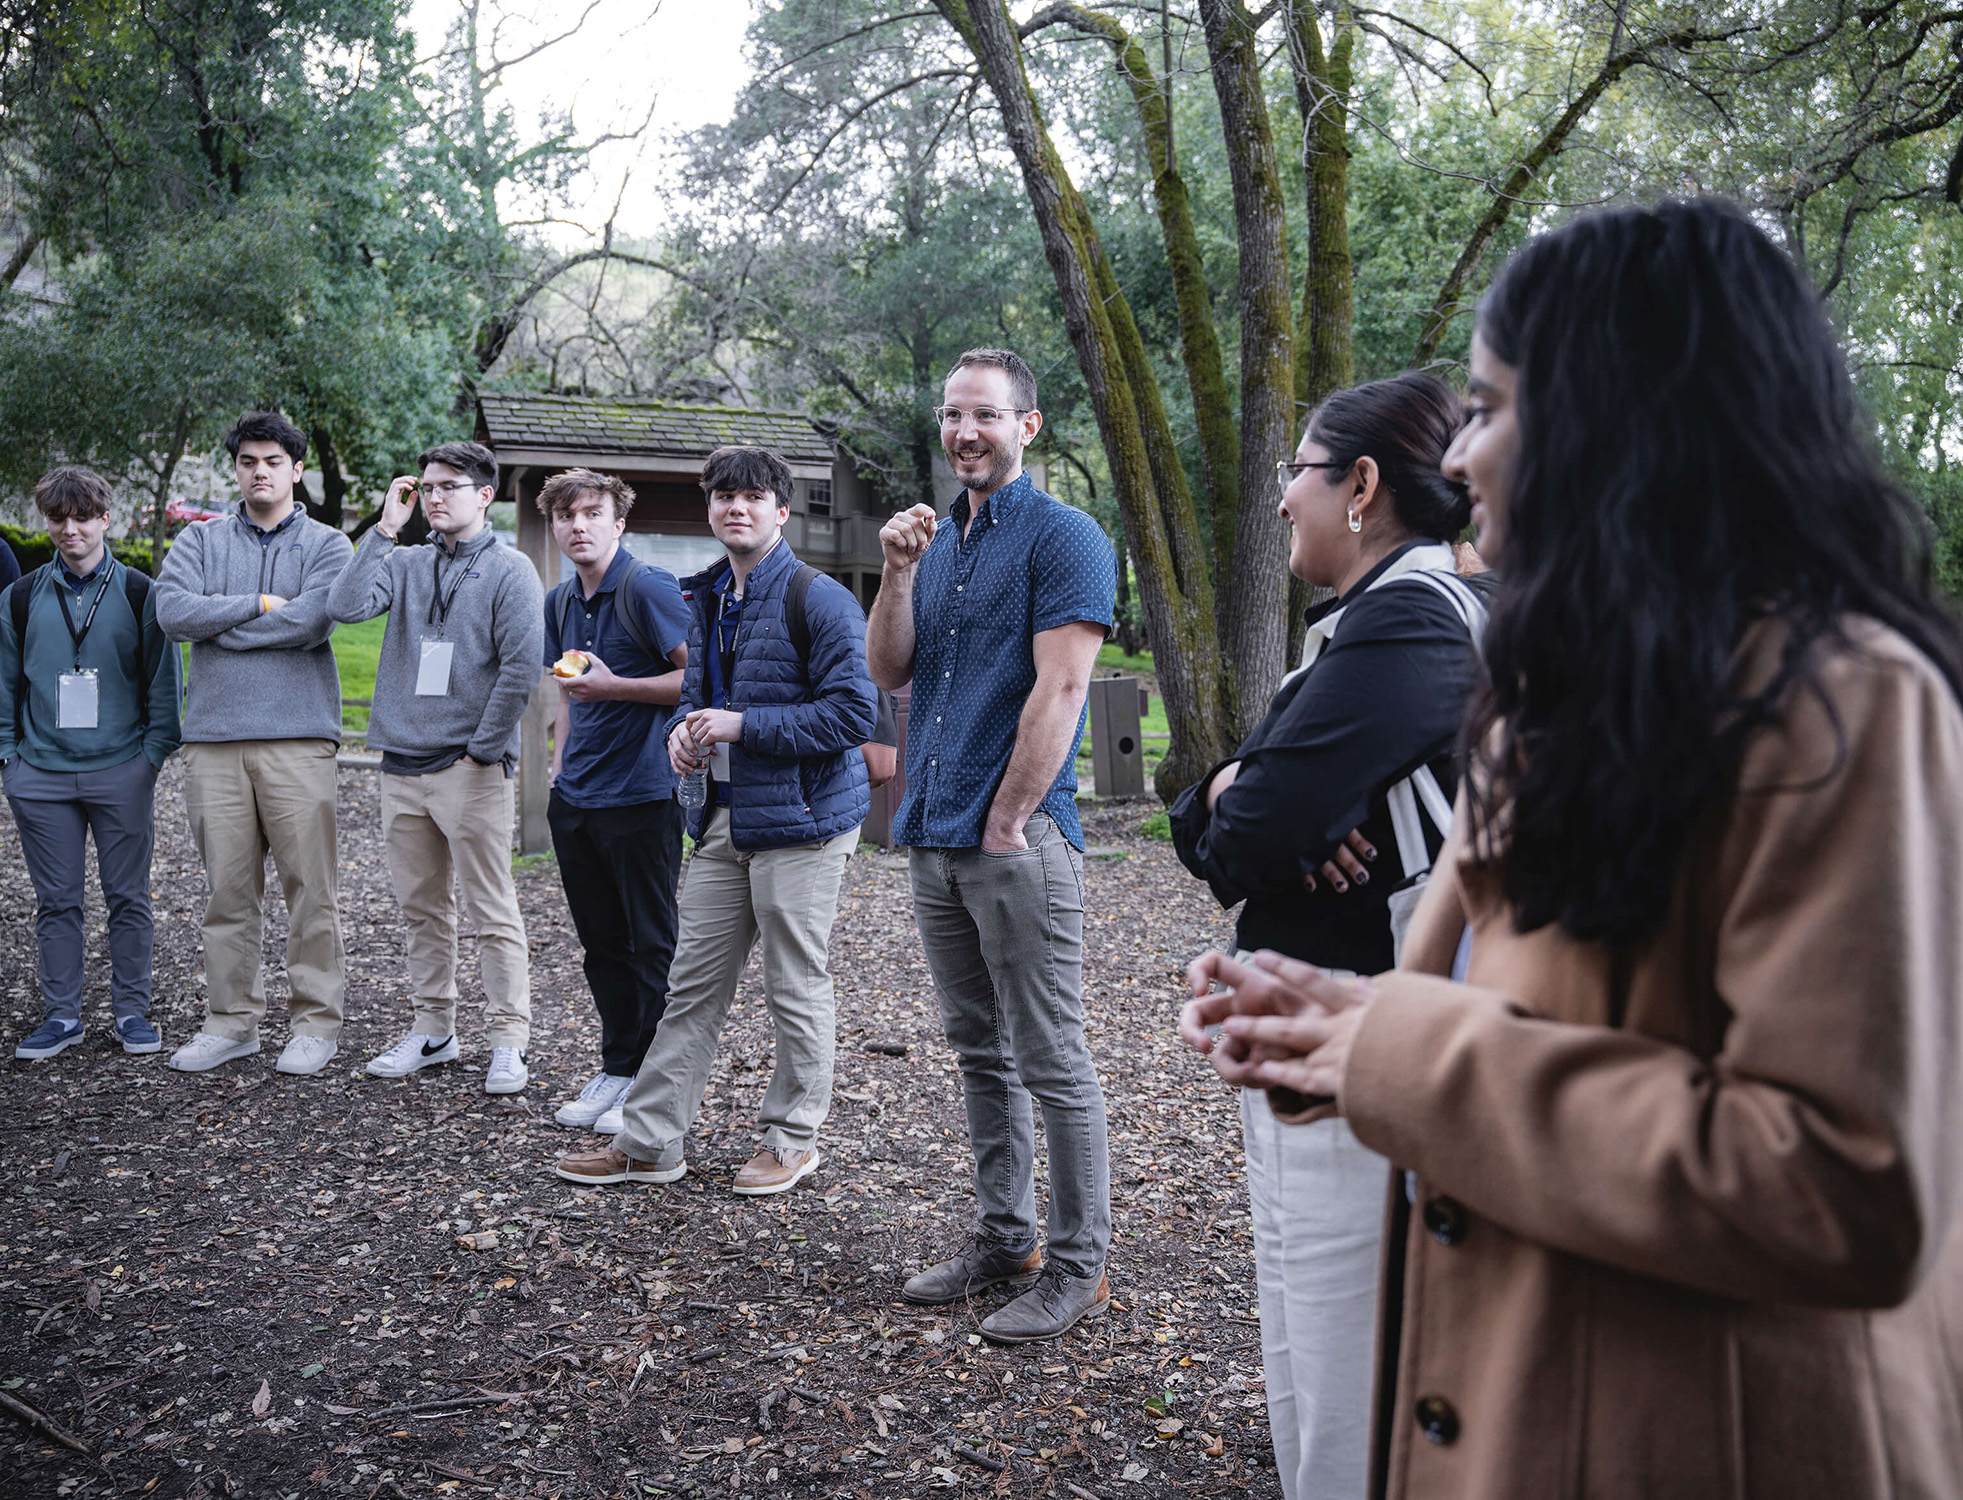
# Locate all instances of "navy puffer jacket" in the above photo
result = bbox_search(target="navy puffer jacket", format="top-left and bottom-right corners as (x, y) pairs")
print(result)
(670, 541), (877, 850)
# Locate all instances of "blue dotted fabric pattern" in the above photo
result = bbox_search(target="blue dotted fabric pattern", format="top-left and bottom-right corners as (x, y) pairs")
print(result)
(894, 472), (1117, 851)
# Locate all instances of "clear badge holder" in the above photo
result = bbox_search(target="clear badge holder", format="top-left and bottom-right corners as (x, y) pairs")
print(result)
(415, 638), (456, 697)
(58, 669), (100, 729)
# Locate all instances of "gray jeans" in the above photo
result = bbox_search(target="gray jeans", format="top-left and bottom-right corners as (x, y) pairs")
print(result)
(3, 753), (160, 1023)
(614, 809), (856, 1167)
(909, 814), (1111, 1277)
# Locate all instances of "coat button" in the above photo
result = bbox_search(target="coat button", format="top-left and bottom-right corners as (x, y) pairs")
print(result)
(1422, 1196), (1468, 1246)
(1414, 1395), (1459, 1445)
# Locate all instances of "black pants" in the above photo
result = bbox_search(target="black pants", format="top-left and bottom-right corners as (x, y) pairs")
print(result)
(547, 791), (685, 1077)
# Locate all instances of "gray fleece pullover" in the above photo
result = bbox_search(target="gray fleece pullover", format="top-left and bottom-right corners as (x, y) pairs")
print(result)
(327, 526), (544, 766)
(154, 508), (355, 744)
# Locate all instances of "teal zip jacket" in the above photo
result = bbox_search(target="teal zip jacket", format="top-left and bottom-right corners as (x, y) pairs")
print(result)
(0, 557), (183, 771)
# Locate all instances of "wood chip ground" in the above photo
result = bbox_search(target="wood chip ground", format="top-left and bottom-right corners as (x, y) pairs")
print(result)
(0, 762), (1283, 1498)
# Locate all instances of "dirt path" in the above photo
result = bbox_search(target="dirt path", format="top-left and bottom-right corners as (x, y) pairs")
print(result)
(0, 763), (1282, 1499)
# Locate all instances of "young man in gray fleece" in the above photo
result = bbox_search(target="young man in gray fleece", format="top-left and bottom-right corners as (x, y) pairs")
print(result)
(327, 441), (544, 1095)
(157, 410), (355, 1077)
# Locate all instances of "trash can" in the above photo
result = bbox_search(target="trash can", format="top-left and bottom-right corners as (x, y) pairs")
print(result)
(1087, 675), (1146, 799)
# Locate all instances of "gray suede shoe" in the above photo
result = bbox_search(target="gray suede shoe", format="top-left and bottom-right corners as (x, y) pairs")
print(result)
(978, 1264), (1111, 1343)
(901, 1235), (1043, 1306)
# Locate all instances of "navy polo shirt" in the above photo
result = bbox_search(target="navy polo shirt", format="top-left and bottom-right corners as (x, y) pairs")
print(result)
(544, 547), (690, 809)
(893, 472), (1116, 850)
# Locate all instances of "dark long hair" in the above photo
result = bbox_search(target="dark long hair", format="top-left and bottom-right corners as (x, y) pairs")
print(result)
(1308, 372), (1470, 541)
(1466, 197), (1963, 945)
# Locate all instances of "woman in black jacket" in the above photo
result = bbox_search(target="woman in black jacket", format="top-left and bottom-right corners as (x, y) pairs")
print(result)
(1170, 372), (1481, 1500)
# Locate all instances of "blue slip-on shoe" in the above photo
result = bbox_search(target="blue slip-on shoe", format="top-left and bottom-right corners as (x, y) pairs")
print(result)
(15, 1019), (86, 1060)
(115, 1016), (162, 1055)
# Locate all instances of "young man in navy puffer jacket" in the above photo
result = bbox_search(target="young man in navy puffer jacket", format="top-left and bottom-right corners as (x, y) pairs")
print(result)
(555, 444), (876, 1198)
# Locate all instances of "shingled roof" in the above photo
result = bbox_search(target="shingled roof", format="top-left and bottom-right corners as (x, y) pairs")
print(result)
(475, 392), (833, 466)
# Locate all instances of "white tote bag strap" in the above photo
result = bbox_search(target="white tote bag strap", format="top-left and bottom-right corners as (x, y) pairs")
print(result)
(1387, 776), (1430, 880)
(1412, 763), (1454, 833)
(1388, 764), (1454, 881)
(1386, 568), (1489, 649)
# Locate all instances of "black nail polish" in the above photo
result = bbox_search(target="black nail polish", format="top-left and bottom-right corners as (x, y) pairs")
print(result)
(1333, 880), (1347, 893)
(1355, 871), (1368, 885)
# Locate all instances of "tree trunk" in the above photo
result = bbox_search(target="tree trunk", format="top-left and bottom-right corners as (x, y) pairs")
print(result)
(1199, 0), (1293, 738)
(1288, 1), (1355, 412)
(150, 407), (191, 565)
(935, 0), (1229, 797)
(1057, 6), (1241, 624)
(311, 424), (347, 529)
(2, 231), (40, 289)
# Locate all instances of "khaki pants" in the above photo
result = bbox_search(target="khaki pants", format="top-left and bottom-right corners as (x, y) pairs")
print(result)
(379, 759), (530, 1048)
(183, 739), (346, 1041)
(614, 808), (855, 1165)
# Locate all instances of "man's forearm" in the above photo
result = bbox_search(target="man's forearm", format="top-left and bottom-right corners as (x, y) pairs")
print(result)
(593, 670), (684, 706)
(866, 565), (917, 690)
(986, 681), (1089, 834)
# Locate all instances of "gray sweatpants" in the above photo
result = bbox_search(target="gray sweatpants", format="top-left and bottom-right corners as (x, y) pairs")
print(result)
(2, 753), (161, 1023)
(909, 813), (1112, 1279)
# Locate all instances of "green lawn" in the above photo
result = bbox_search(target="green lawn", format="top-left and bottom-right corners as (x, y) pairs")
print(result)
(333, 613), (387, 737)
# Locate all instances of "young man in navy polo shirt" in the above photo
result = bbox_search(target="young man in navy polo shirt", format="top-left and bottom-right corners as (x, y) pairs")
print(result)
(868, 347), (1118, 1342)
(537, 469), (691, 1128)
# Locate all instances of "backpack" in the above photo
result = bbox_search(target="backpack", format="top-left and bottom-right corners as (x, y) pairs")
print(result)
(8, 562), (154, 697)
(554, 556), (663, 663)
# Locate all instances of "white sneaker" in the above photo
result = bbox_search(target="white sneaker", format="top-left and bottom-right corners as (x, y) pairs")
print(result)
(276, 1035), (339, 1076)
(554, 1071), (632, 1127)
(167, 1032), (261, 1072)
(366, 1032), (458, 1079)
(595, 1104), (626, 1135)
(485, 1046), (529, 1095)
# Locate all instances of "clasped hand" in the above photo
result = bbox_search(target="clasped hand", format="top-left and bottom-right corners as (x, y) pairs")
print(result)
(1177, 949), (1375, 1101)
(666, 708), (743, 776)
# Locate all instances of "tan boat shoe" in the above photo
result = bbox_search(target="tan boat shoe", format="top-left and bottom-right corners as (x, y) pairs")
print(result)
(731, 1146), (821, 1197)
(553, 1146), (685, 1186)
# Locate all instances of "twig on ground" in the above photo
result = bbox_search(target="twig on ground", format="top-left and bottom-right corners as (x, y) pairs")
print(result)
(0, 1389), (92, 1454)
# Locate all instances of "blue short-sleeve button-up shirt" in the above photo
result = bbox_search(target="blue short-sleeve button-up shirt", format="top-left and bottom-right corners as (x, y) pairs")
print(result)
(893, 471), (1117, 850)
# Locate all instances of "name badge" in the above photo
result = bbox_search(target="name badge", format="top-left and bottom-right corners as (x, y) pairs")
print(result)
(415, 638), (455, 697)
(58, 669), (100, 729)
(710, 741), (732, 782)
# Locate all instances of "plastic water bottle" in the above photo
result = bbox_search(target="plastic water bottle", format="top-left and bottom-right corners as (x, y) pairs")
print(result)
(676, 733), (709, 810)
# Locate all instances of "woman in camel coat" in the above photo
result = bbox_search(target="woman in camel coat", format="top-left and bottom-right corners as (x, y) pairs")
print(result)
(1181, 198), (1963, 1499)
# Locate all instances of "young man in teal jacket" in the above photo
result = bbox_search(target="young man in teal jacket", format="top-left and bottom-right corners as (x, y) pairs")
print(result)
(0, 467), (181, 1059)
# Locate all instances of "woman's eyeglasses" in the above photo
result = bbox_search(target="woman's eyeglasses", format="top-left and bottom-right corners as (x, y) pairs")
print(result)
(1276, 458), (1354, 489)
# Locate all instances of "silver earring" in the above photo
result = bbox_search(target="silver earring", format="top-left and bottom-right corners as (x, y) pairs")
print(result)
(1347, 510), (1362, 534)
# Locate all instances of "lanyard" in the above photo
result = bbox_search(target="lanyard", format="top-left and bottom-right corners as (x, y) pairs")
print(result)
(714, 590), (742, 705)
(54, 566), (115, 669)
(427, 545), (475, 633)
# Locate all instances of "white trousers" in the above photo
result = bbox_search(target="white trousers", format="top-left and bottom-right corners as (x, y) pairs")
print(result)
(1241, 1086), (1391, 1499)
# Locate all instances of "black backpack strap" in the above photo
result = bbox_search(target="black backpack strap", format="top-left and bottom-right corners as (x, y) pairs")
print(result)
(120, 564), (156, 731)
(557, 559), (659, 664)
(785, 563), (819, 660)
(611, 556), (656, 660)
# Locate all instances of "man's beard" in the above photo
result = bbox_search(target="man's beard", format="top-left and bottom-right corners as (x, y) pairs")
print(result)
(947, 440), (1018, 496)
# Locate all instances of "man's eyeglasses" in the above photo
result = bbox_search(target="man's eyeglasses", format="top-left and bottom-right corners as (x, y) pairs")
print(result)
(933, 406), (1032, 428)
(1276, 458), (1354, 488)
(418, 480), (481, 499)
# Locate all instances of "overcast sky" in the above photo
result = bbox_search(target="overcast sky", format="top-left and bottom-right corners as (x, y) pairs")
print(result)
(407, 0), (756, 241)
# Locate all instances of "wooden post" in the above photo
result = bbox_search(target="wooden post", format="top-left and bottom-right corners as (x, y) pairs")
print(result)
(511, 467), (555, 856)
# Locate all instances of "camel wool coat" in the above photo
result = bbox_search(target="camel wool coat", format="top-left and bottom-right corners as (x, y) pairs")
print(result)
(1313, 619), (1963, 1499)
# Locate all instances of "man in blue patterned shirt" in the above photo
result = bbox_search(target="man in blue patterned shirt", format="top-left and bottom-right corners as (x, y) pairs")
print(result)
(868, 347), (1118, 1342)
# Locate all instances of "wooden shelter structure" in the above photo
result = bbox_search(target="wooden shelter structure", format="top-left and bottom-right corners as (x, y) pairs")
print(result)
(474, 392), (889, 853)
